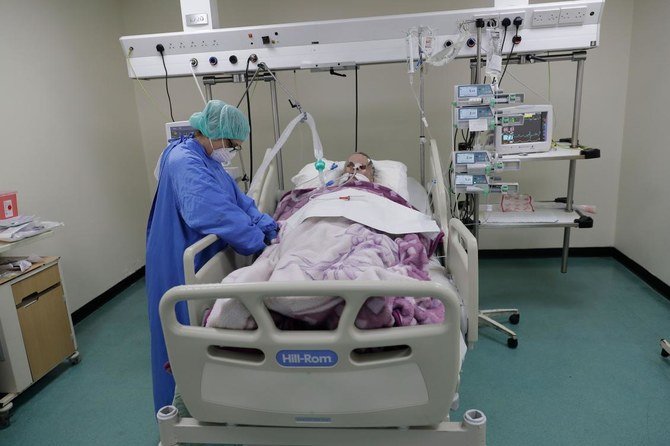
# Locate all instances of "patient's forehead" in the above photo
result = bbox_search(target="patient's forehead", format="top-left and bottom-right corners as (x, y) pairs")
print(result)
(347, 153), (370, 165)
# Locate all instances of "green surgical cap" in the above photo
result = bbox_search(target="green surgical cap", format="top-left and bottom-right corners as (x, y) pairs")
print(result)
(188, 100), (250, 141)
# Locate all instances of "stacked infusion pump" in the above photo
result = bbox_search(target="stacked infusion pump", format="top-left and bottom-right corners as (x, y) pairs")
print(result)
(451, 83), (553, 194)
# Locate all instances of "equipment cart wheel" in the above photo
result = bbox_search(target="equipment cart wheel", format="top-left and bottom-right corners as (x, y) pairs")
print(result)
(68, 351), (81, 365)
(508, 313), (520, 325)
(507, 337), (518, 349)
(0, 402), (12, 429)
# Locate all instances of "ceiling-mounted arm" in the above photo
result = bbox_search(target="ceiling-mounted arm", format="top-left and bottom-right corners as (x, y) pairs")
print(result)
(121, 0), (604, 80)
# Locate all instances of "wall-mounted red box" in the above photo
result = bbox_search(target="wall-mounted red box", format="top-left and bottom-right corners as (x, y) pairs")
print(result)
(0, 191), (18, 220)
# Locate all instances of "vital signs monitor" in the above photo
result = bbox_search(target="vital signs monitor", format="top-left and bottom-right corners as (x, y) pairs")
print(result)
(495, 105), (553, 155)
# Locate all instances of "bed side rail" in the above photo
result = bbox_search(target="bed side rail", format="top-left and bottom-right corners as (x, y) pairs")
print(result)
(182, 234), (238, 324)
(429, 139), (450, 231)
(183, 235), (218, 285)
(447, 218), (479, 347)
(160, 280), (462, 428)
(258, 162), (278, 215)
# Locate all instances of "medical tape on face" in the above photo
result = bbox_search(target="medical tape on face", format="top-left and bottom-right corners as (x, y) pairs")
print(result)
(248, 112), (324, 197)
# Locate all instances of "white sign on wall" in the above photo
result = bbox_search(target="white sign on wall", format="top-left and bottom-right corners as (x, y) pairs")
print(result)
(495, 0), (530, 6)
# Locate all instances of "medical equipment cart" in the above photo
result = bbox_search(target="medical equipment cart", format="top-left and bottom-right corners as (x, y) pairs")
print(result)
(463, 50), (600, 349)
(0, 234), (80, 428)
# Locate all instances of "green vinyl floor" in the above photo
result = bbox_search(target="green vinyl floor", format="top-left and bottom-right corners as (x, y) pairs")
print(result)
(1, 257), (669, 445)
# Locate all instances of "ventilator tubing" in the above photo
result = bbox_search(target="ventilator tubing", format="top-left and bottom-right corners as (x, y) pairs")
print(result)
(426, 22), (469, 67)
(248, 112), (324, 195)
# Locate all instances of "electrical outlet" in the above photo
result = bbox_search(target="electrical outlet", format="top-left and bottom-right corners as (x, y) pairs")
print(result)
(531, 9), (560, 28)
(474, 13), (500, 28)
(499, 11), (526, 30)
(559, 6), (587, 26)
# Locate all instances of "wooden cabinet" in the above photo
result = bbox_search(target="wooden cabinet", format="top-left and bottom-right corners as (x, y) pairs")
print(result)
(0, 258), (78, 424)
(15, 274), (75, 381)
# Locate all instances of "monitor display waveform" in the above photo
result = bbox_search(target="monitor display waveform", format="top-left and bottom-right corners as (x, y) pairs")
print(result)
(501, 112), (548, 145)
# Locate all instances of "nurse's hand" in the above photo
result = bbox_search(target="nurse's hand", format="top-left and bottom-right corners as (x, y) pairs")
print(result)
(264, 230), (278, 246)
(255, 213), (277, 231)
(256, 214), (278, 240)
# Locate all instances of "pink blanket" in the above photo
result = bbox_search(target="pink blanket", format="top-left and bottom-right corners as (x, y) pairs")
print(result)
(205, 182), (445, 330)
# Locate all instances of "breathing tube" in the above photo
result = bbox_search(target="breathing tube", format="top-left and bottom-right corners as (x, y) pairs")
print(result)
(247, 111), (326, 197)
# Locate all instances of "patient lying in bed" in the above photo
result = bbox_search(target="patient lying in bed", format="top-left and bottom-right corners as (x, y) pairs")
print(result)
(205, 153), (445, 330)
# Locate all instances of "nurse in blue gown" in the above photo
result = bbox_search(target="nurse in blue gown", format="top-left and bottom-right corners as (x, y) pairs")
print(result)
(146, 100), (277, 412)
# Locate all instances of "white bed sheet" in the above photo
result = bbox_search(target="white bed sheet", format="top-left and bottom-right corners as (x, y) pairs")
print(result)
(407, 177), (430, 214)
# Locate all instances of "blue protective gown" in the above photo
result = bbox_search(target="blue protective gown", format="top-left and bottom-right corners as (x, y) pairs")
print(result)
(146, 136), (275, 412)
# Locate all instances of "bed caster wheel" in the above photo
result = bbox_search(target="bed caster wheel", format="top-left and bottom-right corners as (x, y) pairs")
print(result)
(508, 313), (520, 325)
(662, 349), (669, 358)
(68, 351), (81, 365)
(507, 338), (518, 349)
(0, 403), (12, 429)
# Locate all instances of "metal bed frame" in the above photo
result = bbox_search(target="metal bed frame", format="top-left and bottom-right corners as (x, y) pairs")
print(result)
(156, 140), (484, 445)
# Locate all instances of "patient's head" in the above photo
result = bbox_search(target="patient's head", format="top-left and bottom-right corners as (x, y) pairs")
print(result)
(345, 152), (375, 182)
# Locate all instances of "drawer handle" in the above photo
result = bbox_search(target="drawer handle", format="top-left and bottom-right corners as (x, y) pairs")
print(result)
(19, 296), (39, 309)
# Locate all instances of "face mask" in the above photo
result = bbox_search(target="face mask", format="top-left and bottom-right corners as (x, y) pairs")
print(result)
(211, 147), (237, 166)
(208, 138), (238, 166)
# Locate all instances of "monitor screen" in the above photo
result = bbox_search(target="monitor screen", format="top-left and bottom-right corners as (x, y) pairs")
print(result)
(500, 111), (549, 145)
(455, 152), (489, 165)
(458, 84), (493, 98)
(165, 121), (195, 143)
(168, 125), (195, 140)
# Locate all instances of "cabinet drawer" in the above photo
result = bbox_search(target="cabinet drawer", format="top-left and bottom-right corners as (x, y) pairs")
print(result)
(12, 264), (61, 306)
(16, 284), (75, 382)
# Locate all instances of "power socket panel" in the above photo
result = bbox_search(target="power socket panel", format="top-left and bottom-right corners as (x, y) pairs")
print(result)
(531, 9), (560, 28)
(559, 6), (588, 26)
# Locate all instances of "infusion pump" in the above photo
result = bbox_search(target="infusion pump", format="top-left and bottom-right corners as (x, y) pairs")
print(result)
(451, 151), (520, 195)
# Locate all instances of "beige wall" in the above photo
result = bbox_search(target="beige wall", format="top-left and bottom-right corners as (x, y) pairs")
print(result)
(0, 1), (149, 311)
(616, 0), (670, 284)
(121, 0), (631, 252)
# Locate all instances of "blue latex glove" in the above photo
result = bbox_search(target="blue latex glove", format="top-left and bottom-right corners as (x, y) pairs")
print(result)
(263, 228), (279, 245)
(254, 213), (278, 237)
(253, 213), (278, 244)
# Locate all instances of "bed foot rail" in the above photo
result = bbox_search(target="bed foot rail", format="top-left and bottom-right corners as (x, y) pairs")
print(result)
(156, 409), (486, 446)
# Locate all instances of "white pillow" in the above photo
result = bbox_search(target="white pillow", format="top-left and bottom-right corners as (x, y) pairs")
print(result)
(290, 158), (409, 201)
(372, 160), (409, 201)
(290, 159), (344, 189)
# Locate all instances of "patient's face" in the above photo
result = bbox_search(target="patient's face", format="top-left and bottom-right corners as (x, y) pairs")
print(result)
(345, 154), (374, 182)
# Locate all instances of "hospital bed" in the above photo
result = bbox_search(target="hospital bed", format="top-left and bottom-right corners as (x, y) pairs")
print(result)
(158, 140), (485, 445)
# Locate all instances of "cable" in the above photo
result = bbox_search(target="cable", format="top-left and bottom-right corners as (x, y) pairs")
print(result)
(189, 64), (207, 105)
(125, 49), (171, 122)
(235, 66), (262, 108)
(499, 19), (522, 87)
(505, 70), (549, 102)
(355, 66), (359, 152)
(498, 41), (516, 87)
(244, 56), (254, 182)
(157, 48), (175, 122)
(500, 27), (508, 55)
(548, 61), (552, 103)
